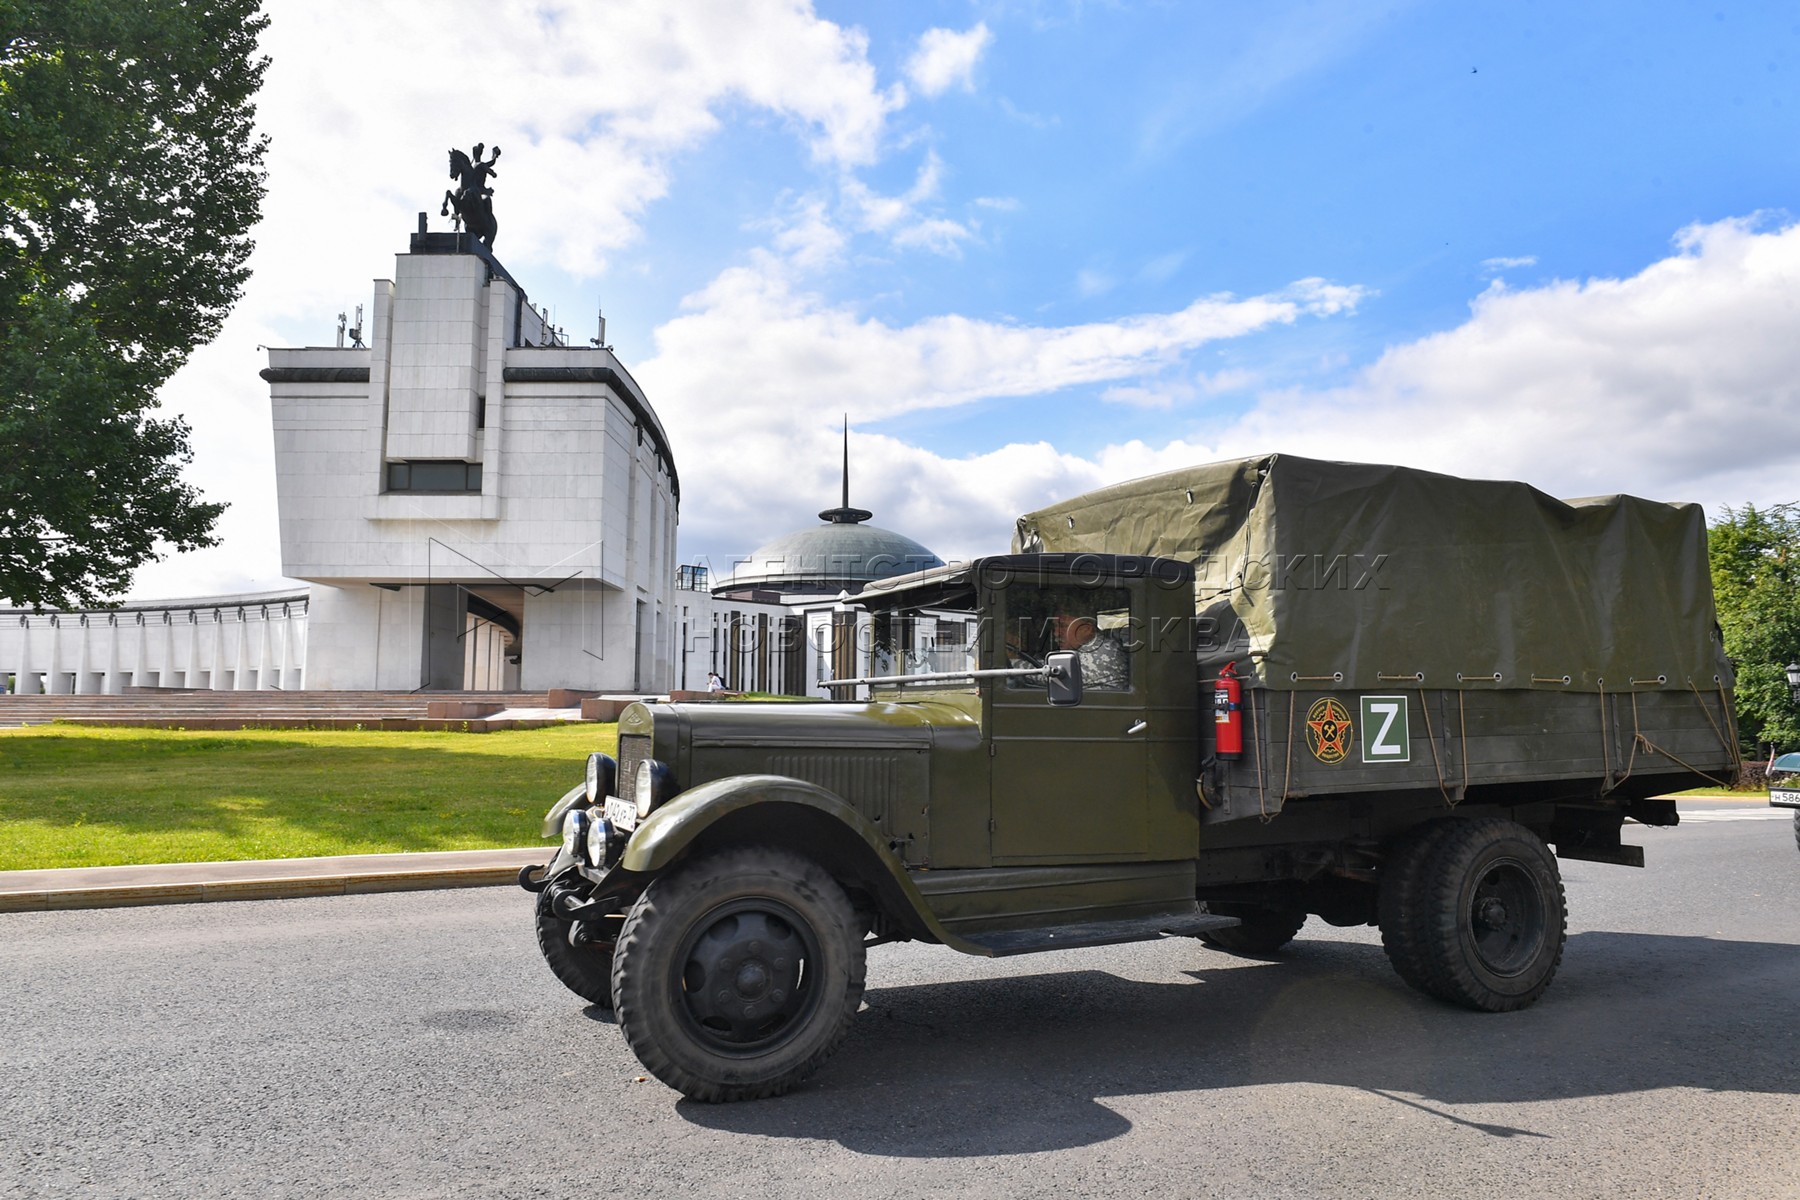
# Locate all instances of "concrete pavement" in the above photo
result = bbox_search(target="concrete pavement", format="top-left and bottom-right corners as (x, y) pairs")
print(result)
(0, 845), (548, 913)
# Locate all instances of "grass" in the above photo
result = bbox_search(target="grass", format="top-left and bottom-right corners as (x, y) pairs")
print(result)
(0, 724), (614, 871)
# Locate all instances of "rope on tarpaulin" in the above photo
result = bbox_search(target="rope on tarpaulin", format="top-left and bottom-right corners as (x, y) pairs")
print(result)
(1458, 690), (1470, 796)
(1275, 689), (1296, 820)
(1417, 687), (1457, 809)
(1246, 680), (1268, 821)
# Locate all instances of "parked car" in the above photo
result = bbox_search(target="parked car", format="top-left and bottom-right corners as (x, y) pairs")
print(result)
(1769, 751), (1800, 850)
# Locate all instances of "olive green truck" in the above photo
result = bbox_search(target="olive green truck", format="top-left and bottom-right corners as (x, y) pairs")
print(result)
(520, 454), (1740, 1101)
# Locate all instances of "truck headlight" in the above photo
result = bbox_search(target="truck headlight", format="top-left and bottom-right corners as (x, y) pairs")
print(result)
(584, 815), (615, 865)
(585, 752), (617, 804)
(635, 759), (675, 820)
(561, 808), (588, 861)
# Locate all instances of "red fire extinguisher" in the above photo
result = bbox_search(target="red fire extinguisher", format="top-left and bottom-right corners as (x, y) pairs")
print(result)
(1213, 661), (1243, 758)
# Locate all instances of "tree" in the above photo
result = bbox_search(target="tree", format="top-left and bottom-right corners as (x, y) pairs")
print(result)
(1708, 503), (1800, 755)
(0, 0), (269, 609)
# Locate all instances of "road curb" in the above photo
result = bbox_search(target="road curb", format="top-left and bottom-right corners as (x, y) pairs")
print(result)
(0, 850), (546, 914)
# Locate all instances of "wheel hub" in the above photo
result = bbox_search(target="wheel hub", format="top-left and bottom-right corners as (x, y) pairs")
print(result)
(676, 902), (820, 1054)
(1475, 896), (1509, 930)
(1468, 859), (1546, 977)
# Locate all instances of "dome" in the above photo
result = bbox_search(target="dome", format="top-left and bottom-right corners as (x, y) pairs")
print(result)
(712, 422), (944, 597)
(716, 517), (944, 597)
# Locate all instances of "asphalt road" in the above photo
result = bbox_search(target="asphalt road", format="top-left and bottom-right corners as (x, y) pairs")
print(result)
(4, 803), (1798, 1199)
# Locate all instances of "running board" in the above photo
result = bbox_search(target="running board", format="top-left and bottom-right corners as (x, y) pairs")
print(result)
(961, 912), (1241, 957)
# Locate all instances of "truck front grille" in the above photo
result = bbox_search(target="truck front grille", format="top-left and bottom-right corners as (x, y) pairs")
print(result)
(617, 732), (652, 800)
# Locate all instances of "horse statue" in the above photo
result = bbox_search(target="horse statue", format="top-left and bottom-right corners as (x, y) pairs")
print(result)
(441, 142), (502, 248)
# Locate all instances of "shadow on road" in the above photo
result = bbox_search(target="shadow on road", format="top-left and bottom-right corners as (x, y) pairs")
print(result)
(676, 931), (1800, 1157)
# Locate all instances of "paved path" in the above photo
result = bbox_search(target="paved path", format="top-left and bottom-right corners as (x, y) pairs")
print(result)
(3, 810), (1798, 1198)
(0, 847), (546, 913)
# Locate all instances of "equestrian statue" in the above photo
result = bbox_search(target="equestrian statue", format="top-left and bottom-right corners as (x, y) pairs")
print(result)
(442, 143), (502, 248)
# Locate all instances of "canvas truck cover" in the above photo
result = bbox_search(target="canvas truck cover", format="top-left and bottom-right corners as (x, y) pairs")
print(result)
(1013, 453), (1729, 694)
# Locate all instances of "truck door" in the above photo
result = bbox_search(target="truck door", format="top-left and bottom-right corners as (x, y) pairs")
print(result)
(988, 579), (1151, 862)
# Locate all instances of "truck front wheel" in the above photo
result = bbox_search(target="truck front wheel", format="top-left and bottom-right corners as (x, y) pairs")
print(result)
(534, 888), (615, 1009)
(611, 846), (866, 1102)
(1391, 818), (1567, 1012)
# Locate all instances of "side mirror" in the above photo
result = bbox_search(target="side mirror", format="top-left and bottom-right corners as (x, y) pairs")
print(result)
(1045, 650), (1083, 707)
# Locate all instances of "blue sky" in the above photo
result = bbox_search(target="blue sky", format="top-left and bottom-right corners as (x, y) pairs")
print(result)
(135, 0), (1800, 597)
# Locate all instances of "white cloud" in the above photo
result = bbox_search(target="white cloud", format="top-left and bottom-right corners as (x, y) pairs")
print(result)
(904, 23), (993, 97)
(663, 215), (1800, 572)
(838, 150), (973, 254)
(1480, 254), (1538, 273)
(1100, 381), (1194, 409)
(1139, 250), (1190, 283)
(974, 195), (1022, 212)
(1100, 366), (1256, 409)
(1196, 367), (1261, 395)
(1076, 268), (1116, 297)
(892, 217), (976, 256)
(1217, 216), (1800, 508)
(638, 247), (1365, 560)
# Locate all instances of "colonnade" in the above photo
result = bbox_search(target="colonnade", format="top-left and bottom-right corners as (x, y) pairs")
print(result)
(0, 591), (309, 694)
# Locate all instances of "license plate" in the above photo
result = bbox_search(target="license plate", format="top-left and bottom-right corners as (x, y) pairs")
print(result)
(1770, 789), (1800, 809)
(605, 795), (638, 831)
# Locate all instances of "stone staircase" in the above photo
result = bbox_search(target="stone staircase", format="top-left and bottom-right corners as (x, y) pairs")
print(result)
(0, 689), (590, 732)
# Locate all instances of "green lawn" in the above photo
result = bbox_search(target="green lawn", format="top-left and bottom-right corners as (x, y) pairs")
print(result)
(0, 724), (613, 871)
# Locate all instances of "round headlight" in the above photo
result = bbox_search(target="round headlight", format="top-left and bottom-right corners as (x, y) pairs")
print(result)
(561, 808), (587, 861)
(634, 759), (677, 820)
(584, 752), (616, 804)
(584, 815), (614, 865)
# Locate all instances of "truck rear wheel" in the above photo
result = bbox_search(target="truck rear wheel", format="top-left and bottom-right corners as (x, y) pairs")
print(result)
(1396, 818), (1567, 1012)
(534, 888), (615, 1009)
(1199, 908), (1307, 955)
(611, 846), (866, 1102)
(1377, 820), (1459, 995)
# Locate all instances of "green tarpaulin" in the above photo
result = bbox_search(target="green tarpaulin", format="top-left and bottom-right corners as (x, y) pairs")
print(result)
(1013, 453), (1729, 693)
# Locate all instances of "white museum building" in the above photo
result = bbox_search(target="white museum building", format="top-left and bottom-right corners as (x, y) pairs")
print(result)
(0, 222), (966, 698)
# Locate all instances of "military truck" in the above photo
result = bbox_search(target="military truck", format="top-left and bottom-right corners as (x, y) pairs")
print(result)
(520, 454), (1739, 1102)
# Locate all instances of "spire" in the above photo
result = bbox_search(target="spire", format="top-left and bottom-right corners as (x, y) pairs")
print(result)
(818, 414), (873, 524)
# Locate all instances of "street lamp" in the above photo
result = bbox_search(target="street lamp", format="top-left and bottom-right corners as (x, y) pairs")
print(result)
(1786, 661), (1800, 704)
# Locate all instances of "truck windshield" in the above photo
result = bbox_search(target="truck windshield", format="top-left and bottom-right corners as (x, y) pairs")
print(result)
(828, 574), (983, 694)
(1003, 583), (1133, 692)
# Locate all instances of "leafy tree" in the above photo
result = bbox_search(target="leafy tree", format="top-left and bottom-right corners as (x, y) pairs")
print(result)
(0, 0), (269, 608)
(1709, 503), (1800, 754)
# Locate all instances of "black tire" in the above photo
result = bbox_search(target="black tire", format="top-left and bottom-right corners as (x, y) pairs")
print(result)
(1401, 818), (1567, 1012)
(611, 846), (866, 1103)
(1199, 908), (1307, 955)
(1793, 811), (1799, 853)
(1377, 819), (1460, 995)
(534, 888), (615, 1009)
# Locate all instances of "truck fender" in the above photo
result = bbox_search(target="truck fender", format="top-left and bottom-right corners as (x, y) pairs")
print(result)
(621, 773), (982, 953)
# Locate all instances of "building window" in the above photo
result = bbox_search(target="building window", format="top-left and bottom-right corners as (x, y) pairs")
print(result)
(386, 460), (482, 493)
(676, 564), (709, 591)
